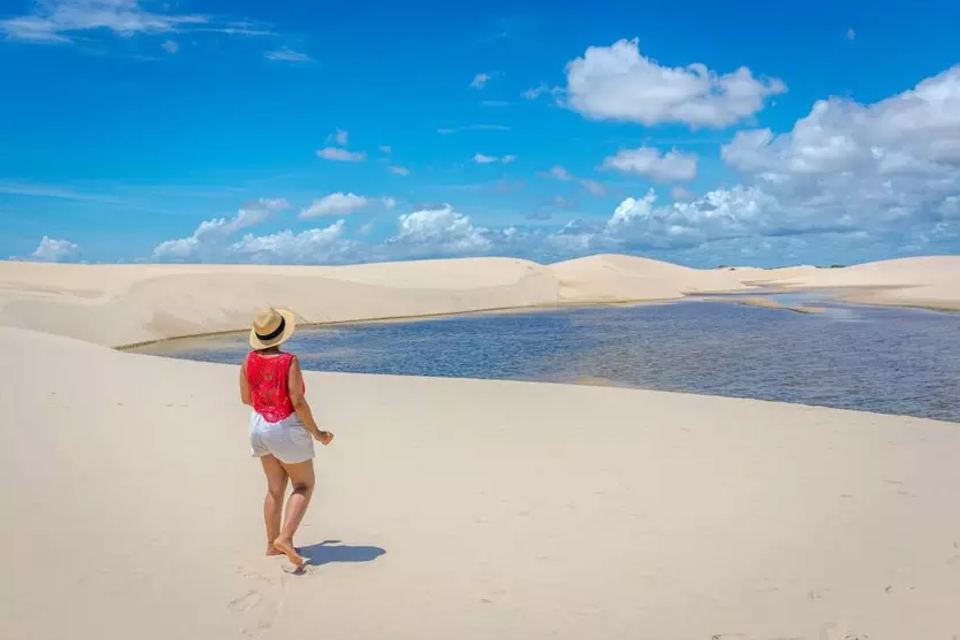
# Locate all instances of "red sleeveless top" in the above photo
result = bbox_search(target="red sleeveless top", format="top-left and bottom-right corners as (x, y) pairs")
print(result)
(245, 351), (305, 423)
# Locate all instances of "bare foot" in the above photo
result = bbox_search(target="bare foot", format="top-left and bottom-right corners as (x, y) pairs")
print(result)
(266, 546), (284, 557)
(272, 538), (306, 570)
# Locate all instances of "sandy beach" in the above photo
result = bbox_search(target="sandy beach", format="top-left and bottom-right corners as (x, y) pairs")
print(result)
(2, 254), (960, 640)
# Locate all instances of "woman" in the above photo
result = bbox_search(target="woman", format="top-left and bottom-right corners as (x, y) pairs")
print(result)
(240, 307), (334, 570)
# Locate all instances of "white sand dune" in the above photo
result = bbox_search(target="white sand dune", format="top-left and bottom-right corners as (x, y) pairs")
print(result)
(3, 326), (960, 640)
(7, 253), (954, 347)
(2, 253), (960, 639)
(767, 255), (960, 311)
(549, 253), (750, 302)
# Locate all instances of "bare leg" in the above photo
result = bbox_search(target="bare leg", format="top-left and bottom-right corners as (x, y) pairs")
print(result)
(260, 455), (288, 556)
(272, 459), (315, 568)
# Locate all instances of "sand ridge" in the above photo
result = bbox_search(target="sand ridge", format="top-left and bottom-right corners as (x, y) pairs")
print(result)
(2, 253), (956, 347)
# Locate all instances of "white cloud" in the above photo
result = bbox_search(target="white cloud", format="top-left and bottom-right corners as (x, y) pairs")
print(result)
(847, 28), (856, 41)
(153, 198), (289, 259)
(316, 147), (366, 162)
(382, 196), (398, 210)
(470, 73), (491, 89)
(230, 221), (350, 264)
(30, 236), (79, 262)
(547, 165), (573, 180)
(474, 153), (515, 164)
(266, 47), (312, 63)
(379, 145), (392, 153)
(326, 129), (349, 146)
(300, 193), (369, 218)
(391, 206), (493, 253)
(581, 69), (960, 253)
(564, 38), (786, 128)
(601, 147), (698, 182)
(389, 165), (410, 176)
(0, 0), (250, 43)
(671, 186), (694, 201)
(161, 39), (179, 54)
(716, 65), (960, 236)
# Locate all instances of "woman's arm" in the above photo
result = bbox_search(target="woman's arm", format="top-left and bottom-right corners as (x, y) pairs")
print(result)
(239, 357), (253, 406)
(288, 356), (333, 444)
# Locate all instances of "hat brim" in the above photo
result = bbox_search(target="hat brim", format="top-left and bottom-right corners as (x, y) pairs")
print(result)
(249, 308), (297, 350)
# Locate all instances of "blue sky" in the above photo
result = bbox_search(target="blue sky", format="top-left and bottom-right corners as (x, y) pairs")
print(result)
(2, 0), (959, 267)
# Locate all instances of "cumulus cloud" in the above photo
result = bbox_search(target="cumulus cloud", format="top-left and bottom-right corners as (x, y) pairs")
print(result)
(146, 66), (960, 267)
(317, 147), (366, 162)
(564, 38), (786, 128)
(601, 147), (698, 182)
(0, 0), (267, 43)
(568, 68), (960, 255)
(153, 198), (289, 259)
(30, 236), (80, 262)
(300, 193), (369, 218)
(390, 206), (495, 254)
(230, 220), (351, 264)
(161, 39), (179, 54)
(717, 65), (960, 233)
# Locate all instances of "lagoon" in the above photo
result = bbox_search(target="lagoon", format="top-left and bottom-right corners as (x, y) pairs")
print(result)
(134, 294), (960, 423)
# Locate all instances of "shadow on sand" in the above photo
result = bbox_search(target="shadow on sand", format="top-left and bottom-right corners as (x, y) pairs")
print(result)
(298, 540), (386, 567)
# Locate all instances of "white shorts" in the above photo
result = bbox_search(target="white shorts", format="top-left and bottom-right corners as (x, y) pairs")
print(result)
(249, 411), (315, 464)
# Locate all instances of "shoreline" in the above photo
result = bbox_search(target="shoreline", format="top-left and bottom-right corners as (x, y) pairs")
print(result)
(119, 285), (952, 352)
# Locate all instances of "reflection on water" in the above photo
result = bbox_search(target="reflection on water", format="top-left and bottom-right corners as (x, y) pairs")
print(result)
(134, 295), (960, 423)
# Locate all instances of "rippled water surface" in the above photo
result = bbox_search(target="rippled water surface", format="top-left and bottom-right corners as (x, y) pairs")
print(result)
(135, 295), (960, 422)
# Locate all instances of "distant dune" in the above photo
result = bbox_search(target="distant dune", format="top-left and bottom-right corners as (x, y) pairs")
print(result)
(764, 255), (960, 311)
(3, 253), (954, 347)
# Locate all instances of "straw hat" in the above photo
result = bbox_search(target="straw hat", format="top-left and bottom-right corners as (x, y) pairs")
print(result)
(249, 307), (297, 350)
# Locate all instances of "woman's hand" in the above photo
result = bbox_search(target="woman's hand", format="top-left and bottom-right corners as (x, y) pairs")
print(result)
(314, 430), (335, 446)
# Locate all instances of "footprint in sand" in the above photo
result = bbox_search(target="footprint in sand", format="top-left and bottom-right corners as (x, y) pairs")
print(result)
(228, 569), (286, 636)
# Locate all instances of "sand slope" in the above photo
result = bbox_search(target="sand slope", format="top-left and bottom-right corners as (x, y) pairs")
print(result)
(0, 255), (842, 348)
(0, 258), (560, 346)
(9, 253), (957, 347)
(3, 325), (960, 640)
(549, 254), (750, 302)
(770, 256), (960, 310)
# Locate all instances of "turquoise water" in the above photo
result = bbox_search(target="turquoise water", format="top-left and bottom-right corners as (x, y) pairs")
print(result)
(135, 296), (960, 423)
